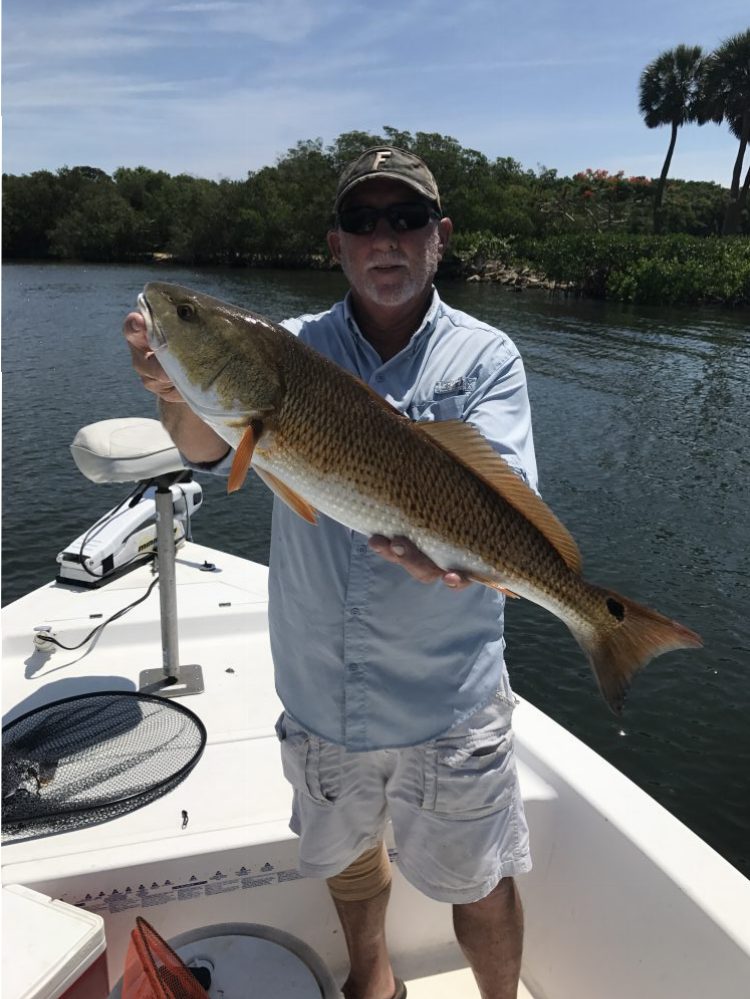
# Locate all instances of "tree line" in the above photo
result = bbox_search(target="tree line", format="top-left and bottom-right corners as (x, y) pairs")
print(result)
(2, 134), (743, 267)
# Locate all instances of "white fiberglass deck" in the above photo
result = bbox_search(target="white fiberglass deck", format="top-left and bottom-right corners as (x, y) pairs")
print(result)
(3, 542), (749, 998)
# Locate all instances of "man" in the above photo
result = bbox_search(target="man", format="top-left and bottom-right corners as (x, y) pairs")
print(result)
(125, 146), (536, 999)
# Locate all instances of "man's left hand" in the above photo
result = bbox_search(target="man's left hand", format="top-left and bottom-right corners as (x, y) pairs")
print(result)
(368, 535), (472, 590)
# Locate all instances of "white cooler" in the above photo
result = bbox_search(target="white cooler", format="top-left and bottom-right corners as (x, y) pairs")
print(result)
(2, 885), (109, 999)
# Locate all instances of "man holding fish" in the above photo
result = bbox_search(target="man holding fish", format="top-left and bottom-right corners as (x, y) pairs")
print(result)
(125, 147), (699, 999)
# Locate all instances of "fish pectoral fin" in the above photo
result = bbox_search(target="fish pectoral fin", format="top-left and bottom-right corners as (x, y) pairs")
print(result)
(418, 420), (582, 574)
(254, 468), (318, 525)
(466, 572), (521, 597)
(228, 424), (259, 493)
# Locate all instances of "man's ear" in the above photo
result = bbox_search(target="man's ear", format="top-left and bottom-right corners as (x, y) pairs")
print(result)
(327, 229), (341, 263)
(437, 217), (453, 261)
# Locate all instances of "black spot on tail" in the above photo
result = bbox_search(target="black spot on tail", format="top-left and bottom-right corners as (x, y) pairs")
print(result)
(606, 597), (625, 621)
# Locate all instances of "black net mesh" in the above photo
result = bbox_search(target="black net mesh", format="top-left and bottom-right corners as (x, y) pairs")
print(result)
(2, 691), (206, 841)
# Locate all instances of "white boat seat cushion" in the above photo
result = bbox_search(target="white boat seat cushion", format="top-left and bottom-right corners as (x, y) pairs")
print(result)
(70, 418), (186, 483)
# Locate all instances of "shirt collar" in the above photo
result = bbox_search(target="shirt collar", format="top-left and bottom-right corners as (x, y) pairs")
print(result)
(343, 287), (442, 354)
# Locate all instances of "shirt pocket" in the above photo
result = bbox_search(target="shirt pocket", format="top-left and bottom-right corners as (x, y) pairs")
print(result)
(275, 712), (341, 806)
(415, 393), (467, 423)
(423, 726), (517, 819)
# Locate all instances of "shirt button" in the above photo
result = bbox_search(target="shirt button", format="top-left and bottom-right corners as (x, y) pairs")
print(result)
(357, 545), (368, 555)
(350, 607), (360, 616)
(375, 374), (384, 383)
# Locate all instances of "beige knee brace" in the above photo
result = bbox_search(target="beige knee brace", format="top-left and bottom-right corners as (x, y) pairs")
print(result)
(326, 842), (392, 902)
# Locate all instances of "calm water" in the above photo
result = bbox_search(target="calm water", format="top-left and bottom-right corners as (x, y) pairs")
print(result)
(3, 263), (749, 876)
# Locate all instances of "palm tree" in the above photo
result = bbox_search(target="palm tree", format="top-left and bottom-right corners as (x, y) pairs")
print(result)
(639, 45), (705, 233)
(698, 29), (750, 235)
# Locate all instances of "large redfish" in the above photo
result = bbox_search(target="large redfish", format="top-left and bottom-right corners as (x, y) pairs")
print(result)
(137, 282), (702, 712)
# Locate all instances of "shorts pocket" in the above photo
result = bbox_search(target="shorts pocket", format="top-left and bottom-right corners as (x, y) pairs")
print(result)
(426, 727), (517, 819)
(276, 712), (341, 806)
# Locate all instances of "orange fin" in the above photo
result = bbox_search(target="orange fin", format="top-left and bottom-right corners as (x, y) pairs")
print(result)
(228, 425), (257, 493)
(466, 572), (521, 597)
(575, 589), (703, 715)
(254, 467), (318, 525)
(418, 420), (582, 574)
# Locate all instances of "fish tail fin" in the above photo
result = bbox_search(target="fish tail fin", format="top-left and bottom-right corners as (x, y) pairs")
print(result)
(573, 589), (703, 714)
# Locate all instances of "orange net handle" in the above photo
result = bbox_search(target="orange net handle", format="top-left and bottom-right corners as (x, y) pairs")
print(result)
(120, 916), (208, 998)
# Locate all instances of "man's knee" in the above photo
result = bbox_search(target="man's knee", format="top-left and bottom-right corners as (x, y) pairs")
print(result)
(326, 842), (392, 902)
(456, 876), (518, 914)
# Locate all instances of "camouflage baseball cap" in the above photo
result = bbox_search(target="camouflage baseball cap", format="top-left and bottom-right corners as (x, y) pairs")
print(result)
(334, 146), (441, 213)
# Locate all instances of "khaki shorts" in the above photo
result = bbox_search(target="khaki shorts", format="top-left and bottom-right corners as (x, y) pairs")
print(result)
(275, 684), (531, 904)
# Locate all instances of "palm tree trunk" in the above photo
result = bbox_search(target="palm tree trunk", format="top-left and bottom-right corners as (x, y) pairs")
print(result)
(736, 163), (750, 233)
(742, 163), (750, 203)
(654, 122), (678, 234)
(723, 119), (749, 235)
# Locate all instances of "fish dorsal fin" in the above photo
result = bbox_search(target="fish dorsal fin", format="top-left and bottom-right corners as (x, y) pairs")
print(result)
(418, 420), (582, 573)
(228, 424), (258, 493)
(254, 467), (318, 525)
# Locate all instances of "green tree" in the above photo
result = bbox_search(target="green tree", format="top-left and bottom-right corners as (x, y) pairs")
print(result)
(2, 170), (61, 257)
(639, 44), (705, 232)
(113, 166), (173, 252)
(699, 29), (750, 235)
(48, 184), (139, 261)
(162, 175), (233, 264)
(243, 139), (337, 261)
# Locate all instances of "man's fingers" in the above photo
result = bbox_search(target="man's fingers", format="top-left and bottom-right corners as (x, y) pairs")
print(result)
(368, 535), (472, 589)
(124, 311), (149, 350)
(123, 310), (183, 401)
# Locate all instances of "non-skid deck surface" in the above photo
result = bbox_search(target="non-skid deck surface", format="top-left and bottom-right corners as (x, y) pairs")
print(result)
(405, 967), (534, 997)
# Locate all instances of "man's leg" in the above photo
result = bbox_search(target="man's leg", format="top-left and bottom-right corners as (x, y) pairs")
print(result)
(452, 876), (524, 999)
(327, 842), (398, 999)
(329, 883), (396, 999)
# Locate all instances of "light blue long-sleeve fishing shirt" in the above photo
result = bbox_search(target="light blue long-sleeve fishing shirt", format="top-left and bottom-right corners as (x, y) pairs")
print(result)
(202, 288), (537, 751)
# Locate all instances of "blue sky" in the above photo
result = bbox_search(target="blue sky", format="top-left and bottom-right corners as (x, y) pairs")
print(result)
(3, 0), (748, 186)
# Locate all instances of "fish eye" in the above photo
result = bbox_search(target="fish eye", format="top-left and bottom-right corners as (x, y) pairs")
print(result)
(176, 303), (196, 321)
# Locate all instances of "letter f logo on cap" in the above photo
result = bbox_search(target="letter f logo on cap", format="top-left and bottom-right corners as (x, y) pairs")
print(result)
(372, 150), (392, 170)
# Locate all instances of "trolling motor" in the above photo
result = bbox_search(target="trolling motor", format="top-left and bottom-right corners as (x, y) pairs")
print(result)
(55, 418), (205, 697)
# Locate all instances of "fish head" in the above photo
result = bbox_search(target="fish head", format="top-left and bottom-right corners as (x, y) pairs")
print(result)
(138, 282), (284, 430)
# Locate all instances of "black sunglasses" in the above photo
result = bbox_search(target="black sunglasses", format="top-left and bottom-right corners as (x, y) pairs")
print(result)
(337, 202), (440, 235)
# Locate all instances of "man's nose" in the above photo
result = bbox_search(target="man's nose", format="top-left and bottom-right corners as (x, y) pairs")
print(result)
(370, 216), (399, 247)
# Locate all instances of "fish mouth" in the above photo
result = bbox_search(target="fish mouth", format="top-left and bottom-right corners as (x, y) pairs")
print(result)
(137, 292), (167, 351)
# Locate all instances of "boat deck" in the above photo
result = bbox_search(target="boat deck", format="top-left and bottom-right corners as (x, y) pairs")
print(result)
(3, 540), (749, 999)
(407, 968), (533, 997)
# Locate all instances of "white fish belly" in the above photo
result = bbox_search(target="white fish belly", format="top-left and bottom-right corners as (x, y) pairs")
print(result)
(252, 446), (512, 585)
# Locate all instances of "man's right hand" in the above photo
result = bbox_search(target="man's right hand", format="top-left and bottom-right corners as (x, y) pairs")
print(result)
(124, 311), (184, 403)
(123, 310), (231, 464)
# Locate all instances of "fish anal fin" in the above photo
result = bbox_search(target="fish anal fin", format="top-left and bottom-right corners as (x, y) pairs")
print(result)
(254, 467), (318, 525)
(228, 424), (258, 493)
(418, 420), (582, 574)
(465, 571), (521, 597)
